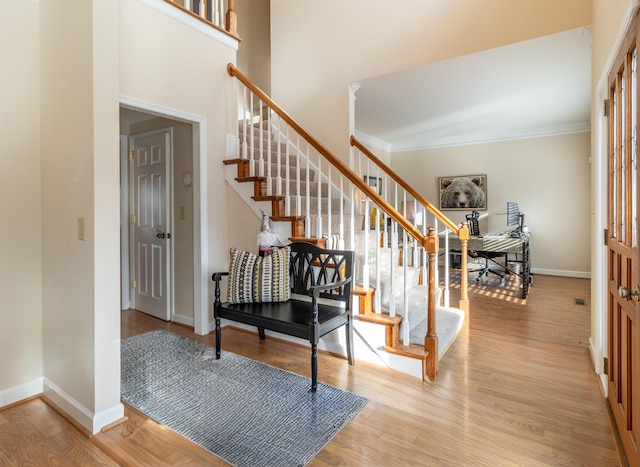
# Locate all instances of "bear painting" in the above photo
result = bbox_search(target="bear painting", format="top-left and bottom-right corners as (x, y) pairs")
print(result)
(439, 175), (487, 210)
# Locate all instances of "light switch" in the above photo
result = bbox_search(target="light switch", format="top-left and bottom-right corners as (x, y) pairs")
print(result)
(77, 217), (85, 240)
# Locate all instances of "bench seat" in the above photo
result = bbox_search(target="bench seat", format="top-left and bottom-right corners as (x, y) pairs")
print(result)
(213, 242), (355, 392)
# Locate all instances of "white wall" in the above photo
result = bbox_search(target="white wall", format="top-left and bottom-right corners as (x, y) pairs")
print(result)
(2, 0), (239, 433)
(39, 0), (123, 432)
(120, 0), (237, 329)
(0, 1), (43, 400)
(235, 0), (271, 93)
(392, 133), (591, 275)
(270, 0), (592, 164)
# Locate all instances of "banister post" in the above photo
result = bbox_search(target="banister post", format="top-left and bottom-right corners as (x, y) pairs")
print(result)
(226, 0), (239, 38)
(424, 227), (439, 382)
(458, 222), (470, 313)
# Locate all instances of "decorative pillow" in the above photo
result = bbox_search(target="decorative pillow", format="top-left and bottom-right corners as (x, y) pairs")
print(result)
(227, 246), (291, 304)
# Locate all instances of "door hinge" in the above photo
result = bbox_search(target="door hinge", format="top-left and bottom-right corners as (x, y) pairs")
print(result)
(603, 99), (609, 117)
(604, 357), (608, 375)
(604, 228), (608, 246)
(131, 279), (137, 289)
(131, 215), (136, 225)
(130, 149), (134, 160)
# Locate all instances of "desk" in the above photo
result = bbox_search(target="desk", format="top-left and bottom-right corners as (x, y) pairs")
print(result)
(441, 234), (531, 298)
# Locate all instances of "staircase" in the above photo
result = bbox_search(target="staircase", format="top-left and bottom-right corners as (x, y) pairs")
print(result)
(224, 64), (469, 381)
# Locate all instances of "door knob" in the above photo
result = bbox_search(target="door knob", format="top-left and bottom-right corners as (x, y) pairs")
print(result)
(156, 232), (166, 239)
(618, 285), (640, 300)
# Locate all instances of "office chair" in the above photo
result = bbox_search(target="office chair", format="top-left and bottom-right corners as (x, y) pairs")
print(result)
(466, 211), (506, 282)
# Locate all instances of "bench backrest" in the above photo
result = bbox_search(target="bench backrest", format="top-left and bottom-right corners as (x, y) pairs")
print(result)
(289, 242), (354, 306)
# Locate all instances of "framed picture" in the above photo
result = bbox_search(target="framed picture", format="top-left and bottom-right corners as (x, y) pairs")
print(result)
(363, 175), (382, 195)
(438, 174), (487, 210)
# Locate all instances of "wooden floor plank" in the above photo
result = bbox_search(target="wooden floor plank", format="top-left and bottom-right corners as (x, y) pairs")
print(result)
(0, 274), (621, 466)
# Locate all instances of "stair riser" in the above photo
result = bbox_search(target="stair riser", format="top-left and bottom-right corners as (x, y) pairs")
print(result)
(239, 138), (290, 156)
(255, 164), (316, 181)
(270, 179), (329, 197)
(288, 197), (346, 215)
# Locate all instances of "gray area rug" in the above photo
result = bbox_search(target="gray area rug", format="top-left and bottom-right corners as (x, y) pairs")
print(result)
(121, 329), (368, 467)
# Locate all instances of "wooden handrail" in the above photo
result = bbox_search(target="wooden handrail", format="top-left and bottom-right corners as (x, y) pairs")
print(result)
(228, 63), (430, 250)
(351, 136), (460, 235)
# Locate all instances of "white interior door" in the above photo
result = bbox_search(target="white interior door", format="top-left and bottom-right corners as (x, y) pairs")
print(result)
(130, 131), (172, 321)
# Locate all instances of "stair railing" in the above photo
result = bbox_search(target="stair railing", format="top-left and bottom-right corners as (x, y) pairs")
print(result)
(350, 136), (470, 314)
(228, 63), (443, 380)
(164, 0), (239, 39)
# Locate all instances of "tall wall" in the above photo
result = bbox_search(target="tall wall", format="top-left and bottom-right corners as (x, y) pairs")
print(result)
(39, 0), (122, 431)
(270, 0), (593, 163)
(2, 0), (238, 433)
(391, 132), (591, 274)
(0, 1), (43, 401)
(236, 0), (271, 93)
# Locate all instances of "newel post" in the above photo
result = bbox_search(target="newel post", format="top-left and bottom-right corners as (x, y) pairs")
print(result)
(424, 227), (439, 381)
(458, 222), (470, 313)
(226, 0), (239, 38)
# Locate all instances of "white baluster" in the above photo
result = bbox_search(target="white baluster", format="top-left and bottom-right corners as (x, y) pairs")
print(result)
(443, 225), (451, 307)
(275, 115), (282, 196)
(284, 126), (290, 216)
(257, 100), (264, 177)
(249, 92), (255, 176)
(241, 87), (247, 162)
(338, 176), (345, 249)
(305, 142), (311, 238)
(295, 134), (301, 217)
(266, 106), (272, 193)
(316, 156), (322, 238)
(362, 195), (370, 292)
(327, 167), (332, 242)
(213, 0), (220, 25)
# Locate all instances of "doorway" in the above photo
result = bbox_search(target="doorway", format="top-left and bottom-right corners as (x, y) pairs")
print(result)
(120, 103), (204, 331)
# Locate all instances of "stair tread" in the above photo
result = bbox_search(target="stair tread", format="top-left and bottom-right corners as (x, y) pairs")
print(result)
(383, 344), (428, 360)
(355, 311), (402, 326)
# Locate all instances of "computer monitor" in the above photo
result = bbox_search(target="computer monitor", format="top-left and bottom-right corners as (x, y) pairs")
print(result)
(507, 201), (524, 233)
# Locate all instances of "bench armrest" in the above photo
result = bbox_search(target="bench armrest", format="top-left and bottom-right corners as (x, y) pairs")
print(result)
(309, 276), (352, 298)
(212, 271), (229, 283)
(212, 272), (229, 311)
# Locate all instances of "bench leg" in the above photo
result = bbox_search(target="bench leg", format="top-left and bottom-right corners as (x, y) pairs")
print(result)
(311, 343), (318, 392)
(346, 315), (354, 365)
(215, 317), (221, 359)
(258, 327), (265, 340)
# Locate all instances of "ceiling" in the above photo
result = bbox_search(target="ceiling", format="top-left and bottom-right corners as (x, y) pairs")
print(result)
(354, 27), (593, 152)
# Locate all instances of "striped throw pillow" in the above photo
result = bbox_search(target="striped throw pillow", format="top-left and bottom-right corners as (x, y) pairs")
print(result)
(227, 246), (291, 304)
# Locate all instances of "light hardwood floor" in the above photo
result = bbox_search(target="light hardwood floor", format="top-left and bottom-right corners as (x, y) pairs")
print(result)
(0, 274), (622, 466)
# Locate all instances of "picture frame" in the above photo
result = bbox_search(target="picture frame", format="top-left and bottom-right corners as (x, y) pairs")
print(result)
(363, 175), (383, 195)
(438, 174), (487, 211)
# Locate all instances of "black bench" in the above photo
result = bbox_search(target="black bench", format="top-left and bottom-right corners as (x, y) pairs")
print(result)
(212, 241), (355, 392)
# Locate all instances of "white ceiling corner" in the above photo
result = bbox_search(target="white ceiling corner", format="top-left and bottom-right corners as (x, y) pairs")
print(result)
(354, 27), (592, 152)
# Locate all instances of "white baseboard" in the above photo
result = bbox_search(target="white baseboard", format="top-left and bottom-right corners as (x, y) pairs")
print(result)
(531, 268), (591, 279)
(43, 378), (124, 435)
(0, 377), (44, 408)
(172, 312), (194, 327)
